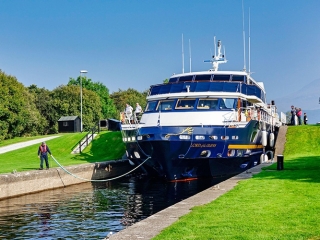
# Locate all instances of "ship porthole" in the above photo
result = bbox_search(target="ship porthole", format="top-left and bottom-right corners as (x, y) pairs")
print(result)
(134, 151), (141, 159)
(227, 149), (235, 157)
(200, 150), (211, 157)
(237, 150), (243, 157)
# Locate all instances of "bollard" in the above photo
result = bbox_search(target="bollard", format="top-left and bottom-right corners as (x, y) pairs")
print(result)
(277, 155), (284, 170)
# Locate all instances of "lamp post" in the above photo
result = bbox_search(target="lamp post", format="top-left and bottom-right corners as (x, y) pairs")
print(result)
(80, 70), (87, 132)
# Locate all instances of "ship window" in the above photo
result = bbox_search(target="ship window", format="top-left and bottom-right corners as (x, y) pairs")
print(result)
(232, 75), (245, 82)
(212, 75), (231, 81)
(194, 74), (212, 81)
(169, 77), (179, 83)
(178, 75), (194, 82)
(145, 101), (158, 112)
(158, 100), (175, 111)
(175, 99), (196, 109)
(197, 99), (218, 110)
(220, 98), (237, 109)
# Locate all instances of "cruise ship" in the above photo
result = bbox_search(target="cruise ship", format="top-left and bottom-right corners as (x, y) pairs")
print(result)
(121, 39), (284, 181)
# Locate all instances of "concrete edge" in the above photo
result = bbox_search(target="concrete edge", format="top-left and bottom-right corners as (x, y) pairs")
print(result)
(0, 159), (135, 200)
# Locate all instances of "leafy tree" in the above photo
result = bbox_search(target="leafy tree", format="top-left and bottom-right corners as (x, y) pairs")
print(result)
(0, 70), (45, 140)
(68, 77), (118, 119)
(51, 85), (102, 131)
(28, 85), (57, 134)
(163, 78), (169, 84)
(110, 88), (148, 116)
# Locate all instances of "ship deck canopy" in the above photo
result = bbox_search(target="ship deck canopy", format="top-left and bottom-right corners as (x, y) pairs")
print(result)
(149, 81), (266, 103)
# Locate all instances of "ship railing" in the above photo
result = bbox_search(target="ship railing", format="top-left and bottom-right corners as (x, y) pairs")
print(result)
(237, 107), (253, 122)
(223, 109), (239, 127)
(227, 106), (285, 126)
(120, 111), (141, 125)
(237, 107), (274, 124)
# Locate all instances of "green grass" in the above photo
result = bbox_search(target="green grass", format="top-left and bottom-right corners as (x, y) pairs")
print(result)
(153, 125), (320, 240)
(0, 131), (125, 174)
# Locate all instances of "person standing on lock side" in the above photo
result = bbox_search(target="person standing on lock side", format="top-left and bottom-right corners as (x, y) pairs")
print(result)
(37, 142), (52, 170)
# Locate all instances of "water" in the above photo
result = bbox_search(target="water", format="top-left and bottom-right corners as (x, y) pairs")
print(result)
(0, 176), (226, 239)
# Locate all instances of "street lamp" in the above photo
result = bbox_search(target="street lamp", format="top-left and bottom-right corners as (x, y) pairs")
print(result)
(80, 70), (88, 132)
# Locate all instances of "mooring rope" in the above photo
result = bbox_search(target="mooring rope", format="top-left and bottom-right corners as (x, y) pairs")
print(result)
(51, 155), (151, 182)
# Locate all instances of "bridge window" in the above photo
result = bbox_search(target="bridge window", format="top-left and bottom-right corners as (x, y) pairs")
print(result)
(169, 77), (178, 83)
(158, 100), (176, 111)
(175, 99), (196, 109)
(145, 101), (158, 112)
(220, 98), (237, 109)
(197, 99), (218, 110)
(213, 75), (231, 81)
(232, 75), (246, 82)
(178, 75), (194, 82)
(194, 74), (212, 81)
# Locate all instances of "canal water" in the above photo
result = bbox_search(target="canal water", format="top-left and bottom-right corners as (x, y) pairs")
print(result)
(0, 176), (226, 239)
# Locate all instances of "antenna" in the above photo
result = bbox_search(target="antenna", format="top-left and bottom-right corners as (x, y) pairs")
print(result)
(214, 36), (217, 58)
(189, 39), (192, 72)
(182, 34), (185, 74)
(242, 0), (246, 72)
(204, 37), (227, 71)
(248, 8), (251, 76)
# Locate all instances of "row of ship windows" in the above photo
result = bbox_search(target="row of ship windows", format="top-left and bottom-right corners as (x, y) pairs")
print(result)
(145, 98), (238, 112)
(122, 135), (239, 142)
(169, 74), (247, 83)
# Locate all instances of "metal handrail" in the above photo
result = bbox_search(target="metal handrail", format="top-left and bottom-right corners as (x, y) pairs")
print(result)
(77, 123), (100, 153)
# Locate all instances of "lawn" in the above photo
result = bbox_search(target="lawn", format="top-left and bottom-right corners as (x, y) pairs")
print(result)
(0, 131), (125, 174)
(153, 125), (320, 240)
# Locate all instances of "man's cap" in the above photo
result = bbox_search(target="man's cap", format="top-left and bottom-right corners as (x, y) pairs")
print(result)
(42, 142), (46, 144)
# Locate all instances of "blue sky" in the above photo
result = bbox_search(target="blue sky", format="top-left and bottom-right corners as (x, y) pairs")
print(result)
(1, 0), (320, 102)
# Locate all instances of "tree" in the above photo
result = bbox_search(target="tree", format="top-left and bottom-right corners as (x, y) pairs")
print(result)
(68, 77), (118, 119)
(28, 85), (56, 134)
(51, 85), (102, 131)
(163, 78), (169, 84)
(110, 88), (148, 116)
(0, 70), (46, 140)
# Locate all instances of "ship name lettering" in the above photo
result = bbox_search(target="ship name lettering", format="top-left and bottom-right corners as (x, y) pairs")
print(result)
(191, 143), (216, 148)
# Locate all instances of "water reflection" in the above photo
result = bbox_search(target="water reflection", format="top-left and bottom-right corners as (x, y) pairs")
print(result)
(0, 176), (226, 239)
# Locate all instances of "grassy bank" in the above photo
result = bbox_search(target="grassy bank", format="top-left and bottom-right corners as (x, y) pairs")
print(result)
(0, 131), (125, 174)
(154, 125), (320, 240)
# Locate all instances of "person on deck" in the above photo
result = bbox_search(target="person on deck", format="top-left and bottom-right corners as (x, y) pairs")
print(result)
(134, 103), (143, 121)
(37, 142), (52, 170)
(290, 105), (296, 125)
(125, 103), (133, 122)
(296, 107), (302, 125)
(304, 112), (308, 125)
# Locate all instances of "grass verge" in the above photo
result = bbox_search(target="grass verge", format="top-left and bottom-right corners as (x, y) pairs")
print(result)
(0, 131), (125, 174)
(153, 125), (320, 240)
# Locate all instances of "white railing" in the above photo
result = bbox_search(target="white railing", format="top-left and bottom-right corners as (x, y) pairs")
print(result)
(230, 106), (283, 127)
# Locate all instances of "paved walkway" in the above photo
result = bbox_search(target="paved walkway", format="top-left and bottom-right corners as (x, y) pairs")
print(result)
(0, 136), (61, 154)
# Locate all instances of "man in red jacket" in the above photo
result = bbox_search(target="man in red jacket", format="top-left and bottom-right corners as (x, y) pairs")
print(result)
(37, 142), (53, 170)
